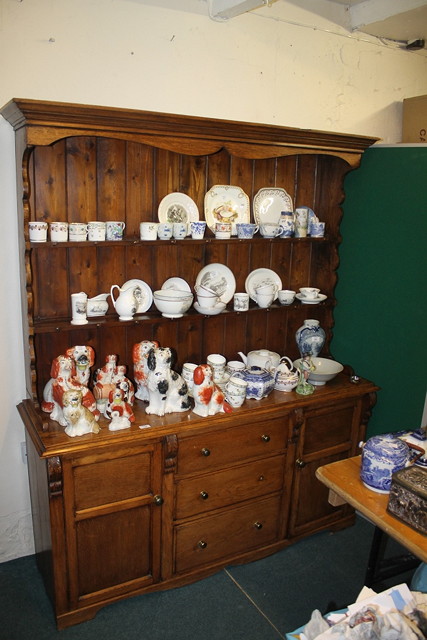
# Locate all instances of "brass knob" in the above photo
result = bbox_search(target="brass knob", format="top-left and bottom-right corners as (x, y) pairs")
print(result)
(296, 458), (306, 468)
(153, 494), (164, 506)
(200, 491), (209, 500)
(254, 522), (263, 530)
(198, 540), (207, 549)
(261, 434), (270, 442)
(258, 475), (265, 481)
(201, 447), (211, 457)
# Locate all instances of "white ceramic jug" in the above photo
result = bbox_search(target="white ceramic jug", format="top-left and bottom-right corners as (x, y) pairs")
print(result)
(110, 284), (139, 321)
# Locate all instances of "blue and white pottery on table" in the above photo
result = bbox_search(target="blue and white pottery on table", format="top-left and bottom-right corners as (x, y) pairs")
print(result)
(279, 213), (294, 237)
(295, 319), (326, 357)
(360, 434), (412, 493)
(238, 367), (275, 400)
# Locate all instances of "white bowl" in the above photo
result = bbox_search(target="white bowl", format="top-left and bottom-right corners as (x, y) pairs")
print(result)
(154, 289), (192, 301)
(293, 357), (343, 386)
(153, 292), (193, 318)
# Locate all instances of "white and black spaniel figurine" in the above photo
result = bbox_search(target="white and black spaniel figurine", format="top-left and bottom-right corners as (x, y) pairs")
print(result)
(145, 347), (191, 416)
(192, 364), (232, 417)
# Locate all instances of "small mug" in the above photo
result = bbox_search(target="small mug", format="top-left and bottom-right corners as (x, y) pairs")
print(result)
(259, 223), (282, 238)
(236, 223), (259, 239)
(71, 291), (88, 325)
(29, 221), (48, 242)
(69, 222), (88, 242)
(157, 222), (173, 240)
(106, 221), (125, 241)
(88, 221), (106, 241)
(49, 221), (68, 242)
(294, 208), (309, 238)
(233, 292), (250, 312)
(190, 221), (207, 239)
(140, 222), (158, 241)
(215, 222), (232, 239)
(278, 289), (296, 305)
(225, 376), (248, 408)
(182, 362), (198, 397)
(173, 222), (188, 239)
(309, 221), (326, 237)
(207, 353), (226, 383)
(226, 360), (245, 377)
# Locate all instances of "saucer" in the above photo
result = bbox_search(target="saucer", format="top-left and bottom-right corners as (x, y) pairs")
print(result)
(296, 293), (327, 305)
(194, 301), (226, 316)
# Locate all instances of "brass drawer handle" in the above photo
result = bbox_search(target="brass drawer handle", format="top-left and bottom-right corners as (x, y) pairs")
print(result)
(201, 447), (211, 457)
(153, 494), (164, 506)
(254, 521), (263, 530)
(296, 458), (306, 468)
(258, 475), (265, 481)
(198, 540), (207, 549)
(200, 491), (209, 500)
(261, 434), (270, 442)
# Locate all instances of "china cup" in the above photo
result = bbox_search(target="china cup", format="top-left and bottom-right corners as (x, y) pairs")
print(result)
(309, 221), (326, 237)
(49, 221), (68, 242)
(278, 289), (296, 305)
(236, 223), (259, 239)
(140, 222), (158, 240)
(190, 221), (207, 239)
(207, 353), (226, 382)
(106, 221), (125, 241)
(256, 291), (275, 308)
(173, 222), (188, 239)
(259, 223), (282, 238)
(69, 222), (88, 242)
(29, 221), (48, 242)
(215, 222), (232, 239)
(157, 222), (173, 239)
(299, 287), (320, 300)
(88, 221), (106, 241)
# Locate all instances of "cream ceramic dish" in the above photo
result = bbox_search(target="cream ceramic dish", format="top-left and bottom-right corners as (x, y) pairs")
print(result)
(293, 357), (343, 385)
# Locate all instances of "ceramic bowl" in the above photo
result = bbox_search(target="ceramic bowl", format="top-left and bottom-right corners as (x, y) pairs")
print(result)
(87, 295), (109, 317)
(293, 357), (343, 386)
(153, 290), (193, 317)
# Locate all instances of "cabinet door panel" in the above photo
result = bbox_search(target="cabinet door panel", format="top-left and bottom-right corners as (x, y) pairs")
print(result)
(175, 455), (285, 519)
(302, 403), (355, 455)
(175, 495), (281, 573)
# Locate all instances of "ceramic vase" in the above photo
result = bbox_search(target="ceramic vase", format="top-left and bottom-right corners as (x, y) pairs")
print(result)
(295, 319), (325, 357)
(360, 434), (412, 493)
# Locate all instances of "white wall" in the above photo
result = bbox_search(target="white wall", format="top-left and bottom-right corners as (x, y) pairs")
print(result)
(1, 0), (427, 562)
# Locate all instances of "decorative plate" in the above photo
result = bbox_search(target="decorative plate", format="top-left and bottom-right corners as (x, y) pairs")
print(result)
(195, 263), (236, 304)
(253, 188), (293, 225)
(204, 185), (250, 235)
(194, 301), (227, 316)
(158, 193), (199, 225)
(245, 268), (282, 302)
(161, 277), (192, 293)
(296, 293), (327, 305)
(121, 279), (153, 313)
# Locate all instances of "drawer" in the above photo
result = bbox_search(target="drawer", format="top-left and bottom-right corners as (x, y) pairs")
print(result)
(178, 416), (287, 475)
(174, 494), (281, 573)
(72, 451), (153, 510)
(175, 455), (285, 519)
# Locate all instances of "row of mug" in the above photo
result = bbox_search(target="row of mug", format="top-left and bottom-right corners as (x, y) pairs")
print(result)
(29, 221), (125, 242)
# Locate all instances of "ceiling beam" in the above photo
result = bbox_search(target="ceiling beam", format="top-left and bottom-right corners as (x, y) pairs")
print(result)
(208, 0), (268, 21)
(349, 0), (427, 31)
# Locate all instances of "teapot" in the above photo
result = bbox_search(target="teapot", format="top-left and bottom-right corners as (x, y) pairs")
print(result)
(110, 284), (140, 321)
(274, 356), (299, 392)
(238, 366), (275, 400)
(238, 349), (281, 372)
(360, 433), (423, 493)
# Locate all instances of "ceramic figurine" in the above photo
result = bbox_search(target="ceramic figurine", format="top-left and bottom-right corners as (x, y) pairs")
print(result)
(295, 353), (315, 396)
(42, 355), (99, 426)
(133, 340), (160, 401)
(192, 364), (233, 417)
(113, 365), (135, 405)
(93, 354), (119, 416)
(106, 388), (135, 430)
(65, 345), (95, 386)
(145, 347), (191, 416)
(62, 389), (101, 438)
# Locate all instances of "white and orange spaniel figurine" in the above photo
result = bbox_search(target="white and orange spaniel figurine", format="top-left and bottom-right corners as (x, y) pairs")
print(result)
(133, 340), (159, 402)
(192, 364), (232, 417)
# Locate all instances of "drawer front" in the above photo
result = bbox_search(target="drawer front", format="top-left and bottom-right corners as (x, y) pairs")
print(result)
(175, 455), (285, 519)
(178, 416), (287, 475)
(174, 495), (281, 573)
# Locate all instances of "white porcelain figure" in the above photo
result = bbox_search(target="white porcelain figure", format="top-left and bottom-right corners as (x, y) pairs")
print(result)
(133, 340), (160, 401)
(145, 347), (191, 416)
(62, 389), (101, 438)
(192, 364), (233, 417)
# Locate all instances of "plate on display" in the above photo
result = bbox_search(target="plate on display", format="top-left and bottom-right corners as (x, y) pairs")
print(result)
(245, 268), (282, 302)
(121, 279), (153, 313)
(296, 293), (327, 305)
(204, 185), (250, 235)
(195, 263), (236, 304)
(253, 188), (293, 225)
(158, 192), (199, 225)
(161, 277), (191, 293)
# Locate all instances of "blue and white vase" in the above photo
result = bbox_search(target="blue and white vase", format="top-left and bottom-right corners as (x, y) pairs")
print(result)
(360, 434), (411, 493)
(295, 319), (325, 357)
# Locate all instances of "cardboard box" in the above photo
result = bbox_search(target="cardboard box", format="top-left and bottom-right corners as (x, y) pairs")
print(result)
(402, 95), (427, 143)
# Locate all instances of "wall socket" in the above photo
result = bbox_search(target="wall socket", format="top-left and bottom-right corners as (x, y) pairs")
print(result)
(20, 441), (27, 464)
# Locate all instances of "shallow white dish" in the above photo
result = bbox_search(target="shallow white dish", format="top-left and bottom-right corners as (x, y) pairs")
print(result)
(204, 185), (250, 235)
(296, 293), (327, 305)
(253, 188), (293, 225)
(158, 192), (199, 225)
(195, 263), (236, 304)
(194, 301), (226, 316)
(161, 277), (191, 293)
(293, 357), (343, 385)
(121, 279), (153, 313)
(153, 291), (193, 318)
(245, 268), (282, 302)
